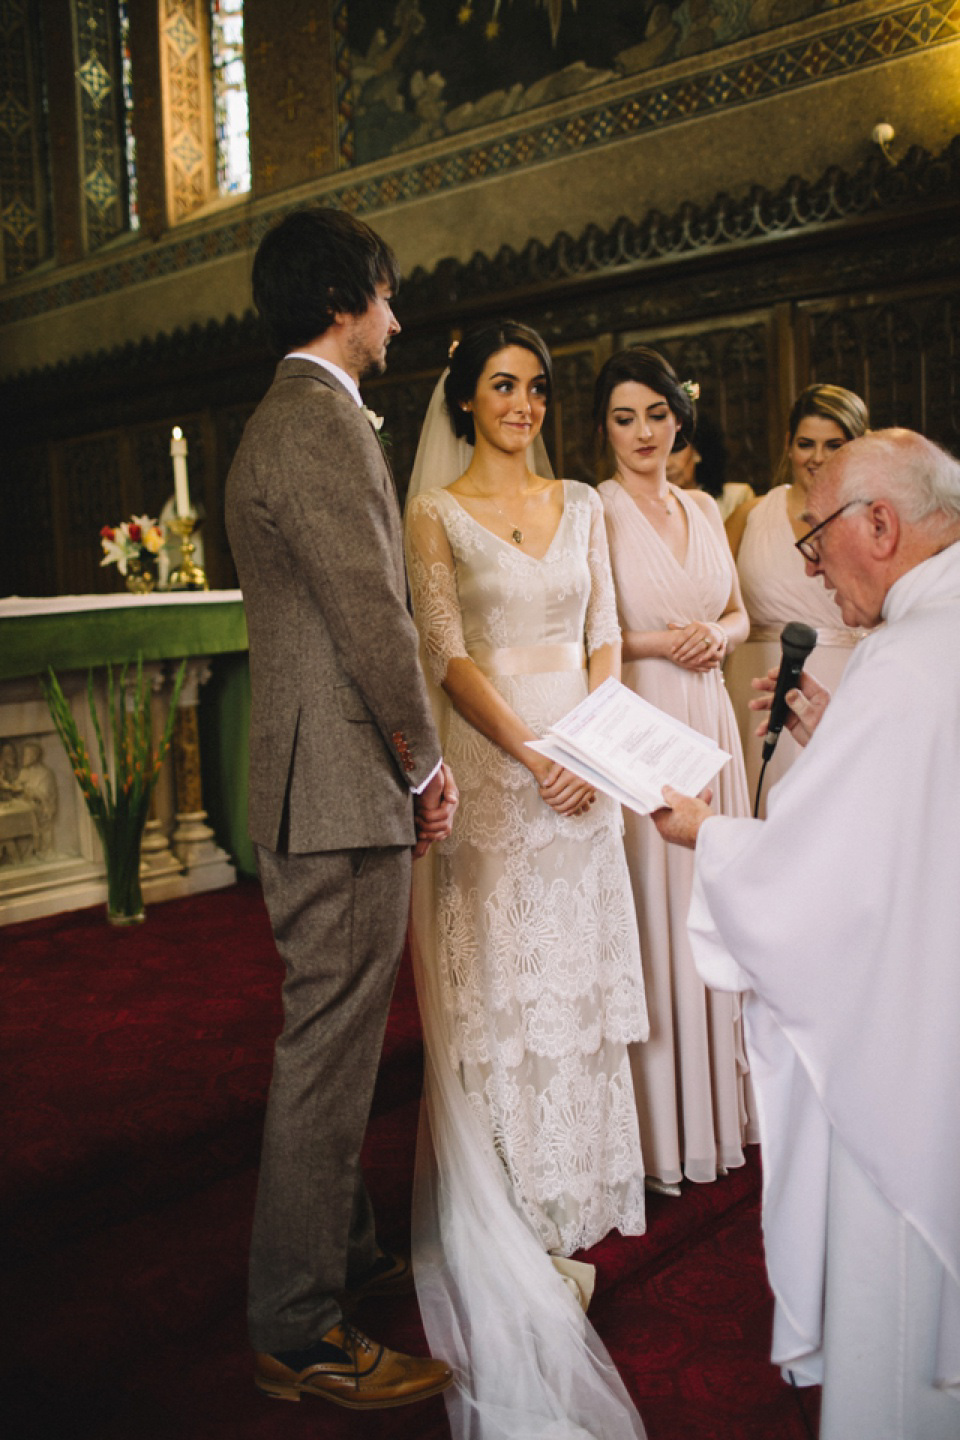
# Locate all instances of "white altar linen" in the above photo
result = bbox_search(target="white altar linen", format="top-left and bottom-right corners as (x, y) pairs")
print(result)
(0, 590), (242, 616)
(685, 542), (960, 1439)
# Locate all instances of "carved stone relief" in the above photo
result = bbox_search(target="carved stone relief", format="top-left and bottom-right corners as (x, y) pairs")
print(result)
(0, 679), (91, 892)
(0, 736), (59, 864)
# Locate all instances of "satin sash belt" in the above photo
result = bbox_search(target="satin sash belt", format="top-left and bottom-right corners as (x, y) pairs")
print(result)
(747, 624), (865, 648)
(472, 642), (586, 677)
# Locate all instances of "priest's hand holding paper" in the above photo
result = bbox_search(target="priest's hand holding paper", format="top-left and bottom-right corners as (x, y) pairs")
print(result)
(651, 784), (714, 850)
(525, 676), (730, 817)
(749, 667), (831, 750)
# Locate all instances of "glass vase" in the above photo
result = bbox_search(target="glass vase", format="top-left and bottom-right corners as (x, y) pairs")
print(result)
(98, 817), (147, 926)
(125, 557), (156, 594)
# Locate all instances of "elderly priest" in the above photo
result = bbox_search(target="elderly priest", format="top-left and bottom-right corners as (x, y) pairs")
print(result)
(653, 428), (960, 1440)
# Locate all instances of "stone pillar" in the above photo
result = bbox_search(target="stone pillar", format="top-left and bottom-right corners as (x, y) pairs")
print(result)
(138, 662), (182, 883)
(170, 658), (235, 891)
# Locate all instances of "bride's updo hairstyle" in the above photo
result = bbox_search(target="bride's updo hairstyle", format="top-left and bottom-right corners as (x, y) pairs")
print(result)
(593, 346), (696, 455)
(444, 320), (553, 445)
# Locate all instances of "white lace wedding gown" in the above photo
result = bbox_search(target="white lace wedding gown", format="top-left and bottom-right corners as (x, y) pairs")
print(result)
(406, 479), (648, 1257)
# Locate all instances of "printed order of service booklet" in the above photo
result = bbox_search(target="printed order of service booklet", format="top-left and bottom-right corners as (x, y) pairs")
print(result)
(526, 675), (730, 816)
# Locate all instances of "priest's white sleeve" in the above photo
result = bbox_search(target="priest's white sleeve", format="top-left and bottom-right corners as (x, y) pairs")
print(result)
(687, 815), (757, 994)
(690, 813), (832, 1387)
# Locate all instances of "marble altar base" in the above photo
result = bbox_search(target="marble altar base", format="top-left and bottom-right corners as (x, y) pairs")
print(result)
(0, 592), (245, 926)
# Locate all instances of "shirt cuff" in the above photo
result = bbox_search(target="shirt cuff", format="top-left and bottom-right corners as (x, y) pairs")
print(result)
(409, 757), (443, 796)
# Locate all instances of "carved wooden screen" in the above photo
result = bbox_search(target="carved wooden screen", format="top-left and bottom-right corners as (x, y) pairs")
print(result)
(799, 284), (960, 451)
(10, 445), (56, 597)
(619, 313), (781, 492)
(363, 369), (448, 511)
(53, 433), (127, 595)
(541, 336), (614, 486)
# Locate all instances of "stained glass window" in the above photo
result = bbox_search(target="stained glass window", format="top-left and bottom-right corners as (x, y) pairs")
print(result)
(209, 0), (249, 195)
(0, 2), (53, 278)
(118, 0), (139, 229)
(73, 0), (131, 250)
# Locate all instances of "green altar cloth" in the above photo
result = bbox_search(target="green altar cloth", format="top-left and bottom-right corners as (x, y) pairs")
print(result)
(0, 596), (248, 682)
(0, 593), (255, 875)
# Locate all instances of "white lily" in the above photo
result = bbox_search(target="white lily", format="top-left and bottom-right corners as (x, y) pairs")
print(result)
(361, 406), (385, 432)
(129, 513), (159, 536)
(100, 534), (137, 575)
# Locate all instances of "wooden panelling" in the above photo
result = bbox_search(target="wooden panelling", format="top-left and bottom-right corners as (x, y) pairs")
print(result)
(2, 168), (959, 594)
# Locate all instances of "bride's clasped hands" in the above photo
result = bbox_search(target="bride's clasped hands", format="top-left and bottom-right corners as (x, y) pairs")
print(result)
(529, 753), (596, 817)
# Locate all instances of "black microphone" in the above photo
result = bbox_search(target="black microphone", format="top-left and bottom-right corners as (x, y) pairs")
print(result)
(761, 622), (818, 761)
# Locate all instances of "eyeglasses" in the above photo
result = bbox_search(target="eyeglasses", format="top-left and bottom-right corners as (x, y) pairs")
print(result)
(794, 498), (873, 562)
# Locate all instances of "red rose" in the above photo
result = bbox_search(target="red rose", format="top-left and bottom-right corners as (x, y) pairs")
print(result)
(100, 525), (115, 540)
(128, 523), (141, 541)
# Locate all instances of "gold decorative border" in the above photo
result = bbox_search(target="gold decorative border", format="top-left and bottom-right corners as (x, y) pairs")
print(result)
(2, 1), (958, 326)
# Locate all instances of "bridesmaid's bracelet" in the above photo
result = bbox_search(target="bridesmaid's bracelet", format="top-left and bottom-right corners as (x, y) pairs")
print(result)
(706, 622), (728, 654)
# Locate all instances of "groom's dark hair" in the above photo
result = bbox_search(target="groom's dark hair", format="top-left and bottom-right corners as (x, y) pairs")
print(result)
(444, 320), (553, 445)
(252, 207), (400, 355)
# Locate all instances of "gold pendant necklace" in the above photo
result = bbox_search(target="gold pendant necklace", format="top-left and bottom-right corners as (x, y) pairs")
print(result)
(488, 494), (525, 544)
(635, 487), (673, 517)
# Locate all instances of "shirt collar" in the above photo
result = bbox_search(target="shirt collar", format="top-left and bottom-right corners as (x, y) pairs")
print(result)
(285, 352), (362, 408)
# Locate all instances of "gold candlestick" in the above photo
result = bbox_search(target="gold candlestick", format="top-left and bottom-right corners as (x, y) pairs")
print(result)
(167, 515), (209, 591)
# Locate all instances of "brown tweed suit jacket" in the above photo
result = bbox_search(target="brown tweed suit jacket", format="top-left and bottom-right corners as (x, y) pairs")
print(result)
(225, 357), (441, 853)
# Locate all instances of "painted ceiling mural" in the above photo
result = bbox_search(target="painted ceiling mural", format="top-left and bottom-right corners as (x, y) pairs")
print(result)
(347, 0), (850, 164)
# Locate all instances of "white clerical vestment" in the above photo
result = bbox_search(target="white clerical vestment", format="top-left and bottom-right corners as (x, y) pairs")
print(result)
(686, 543), (960, 1440)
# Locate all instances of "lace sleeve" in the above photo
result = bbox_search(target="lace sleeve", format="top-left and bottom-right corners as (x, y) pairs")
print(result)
(584, 488), (623, 656)
(405, 494), (470, 687)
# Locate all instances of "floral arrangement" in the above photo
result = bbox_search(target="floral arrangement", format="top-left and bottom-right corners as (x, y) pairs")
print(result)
(42, 656), (186, 922)
(100, 515), (164, 576)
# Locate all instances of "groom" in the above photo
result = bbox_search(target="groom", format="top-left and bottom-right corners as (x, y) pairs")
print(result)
(225, 207), (456, 1409)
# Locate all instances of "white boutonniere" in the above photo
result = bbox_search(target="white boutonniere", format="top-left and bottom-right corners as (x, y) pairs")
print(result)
(361, 406), (385, 432)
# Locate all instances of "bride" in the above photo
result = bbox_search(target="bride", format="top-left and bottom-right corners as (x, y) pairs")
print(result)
(405, 320), (649, 1438)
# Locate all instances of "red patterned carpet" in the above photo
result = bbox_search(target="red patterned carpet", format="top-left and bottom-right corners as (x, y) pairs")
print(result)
(0, 882), (820, 1439)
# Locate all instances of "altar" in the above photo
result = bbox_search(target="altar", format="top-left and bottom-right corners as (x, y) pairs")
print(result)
(0, 591), (252, 925)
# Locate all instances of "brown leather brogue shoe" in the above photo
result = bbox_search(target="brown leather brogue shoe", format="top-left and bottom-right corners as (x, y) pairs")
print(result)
(254, 1322), (453, 1410)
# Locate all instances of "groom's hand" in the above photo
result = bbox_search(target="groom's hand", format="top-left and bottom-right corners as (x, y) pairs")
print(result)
(413, 762), (459, 859)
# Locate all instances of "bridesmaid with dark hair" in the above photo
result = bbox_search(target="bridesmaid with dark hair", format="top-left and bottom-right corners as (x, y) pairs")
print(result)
(595, 345), (756, 1195)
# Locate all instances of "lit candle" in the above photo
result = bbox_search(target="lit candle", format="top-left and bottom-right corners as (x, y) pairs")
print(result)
(170, 426), (191, 518)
